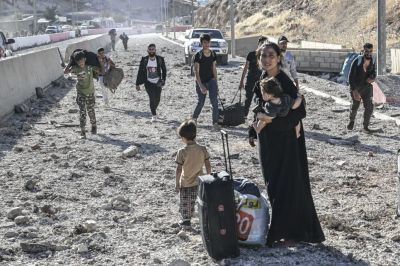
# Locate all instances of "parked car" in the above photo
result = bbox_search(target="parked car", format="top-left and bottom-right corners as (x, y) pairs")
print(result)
(45, 25), (61, 34)
(0, 31), (15, 58)
(183, 28), (229, 65)
(61, 24), (73, 31)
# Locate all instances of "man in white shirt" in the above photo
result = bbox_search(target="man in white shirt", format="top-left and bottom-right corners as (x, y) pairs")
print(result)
(278, 36), (299, 91)
(135, 44), (167, 122)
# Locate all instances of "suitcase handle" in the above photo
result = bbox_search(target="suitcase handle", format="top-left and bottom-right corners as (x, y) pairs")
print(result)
(221, 130), (233, 180)
(231, 87), (242, 105)
(217, 204), (227, 236)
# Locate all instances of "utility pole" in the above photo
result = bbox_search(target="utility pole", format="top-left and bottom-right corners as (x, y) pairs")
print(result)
(33, 0), (37, 34)
(172, 0), (176, 39)
(377, 0), (386, 75)
(229, 0), (235, 58)
(191, 0), (194, 26)
(165, 0), (168, 37)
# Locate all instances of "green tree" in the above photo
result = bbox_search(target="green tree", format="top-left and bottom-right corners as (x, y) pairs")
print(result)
(44, 6), (57, 22)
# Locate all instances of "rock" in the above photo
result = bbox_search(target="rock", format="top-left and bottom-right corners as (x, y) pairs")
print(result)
(177, 230), (189, 240)
(367, 151), (374, 157)
(228, 153), (240, 159)
(90, 190), (102, 197)
(312, 124), (321, 130)
(331, 106), (348, 113)
(326, 216), (342, 230)
(15, 216), (29, 225)
(332, 199), (340, 206)
(169, 259), (191, 266)
(111, 196), (131, 212)
(14, 146), (24, 153)
(68, 109), (79, 114)
(83, 220), (97, 233)
(153, 258), (162, 264)
(122, 146), (139, 158)
(15, 103), (29, 113)
(24, 179), (40, 192)
(7, 207), (23, 220)
(20, 242), (50, 253)
(7, 171), (14, 177)
(21, 123), (32, 131)
(41, 205), (57, 215)
(51, 154), (60, 160)
(31, 144), (41, 150)
(73, 224), (88, 235)
(75, 244), (88, 253)
(103, 166), (111, 174)
(336, 161), (347, 167)
(367, 166), (377, 172)
(391, 234), (400, 242)
(35, 87), (45, 98)
(101, 203), (112, 211)
(4, 231), (19, 238)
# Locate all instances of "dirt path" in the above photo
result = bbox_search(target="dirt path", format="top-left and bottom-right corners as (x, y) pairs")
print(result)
(0, 34), (399, 266)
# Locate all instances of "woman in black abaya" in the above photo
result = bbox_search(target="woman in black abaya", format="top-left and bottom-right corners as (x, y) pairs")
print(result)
(254, 43), (325, 247)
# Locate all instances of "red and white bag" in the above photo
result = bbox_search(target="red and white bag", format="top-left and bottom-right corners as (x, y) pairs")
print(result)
(235, 193), (269, 246)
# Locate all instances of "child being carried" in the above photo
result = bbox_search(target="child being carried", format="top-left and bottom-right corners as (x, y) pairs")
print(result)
(253, 77), (303, 137)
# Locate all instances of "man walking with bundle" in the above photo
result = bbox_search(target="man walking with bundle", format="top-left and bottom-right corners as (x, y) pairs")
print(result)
(347, 43), (376, 133)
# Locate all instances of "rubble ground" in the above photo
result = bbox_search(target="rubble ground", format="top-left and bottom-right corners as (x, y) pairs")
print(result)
(0, 35), (400, 265)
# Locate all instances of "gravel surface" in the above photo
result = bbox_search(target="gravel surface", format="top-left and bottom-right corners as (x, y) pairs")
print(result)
(1, 34), (400, 266)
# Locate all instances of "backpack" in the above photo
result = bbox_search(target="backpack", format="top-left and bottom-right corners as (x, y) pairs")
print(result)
(341, 52), (376, 83)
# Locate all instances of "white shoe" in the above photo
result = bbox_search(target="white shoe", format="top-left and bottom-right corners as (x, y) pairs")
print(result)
(151, 116), (157, 122)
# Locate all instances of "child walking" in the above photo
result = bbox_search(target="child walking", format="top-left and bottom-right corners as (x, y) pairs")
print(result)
(175, 120), (211, 228)
(254, 77), (303, 137)
(64, 51), (99, 139)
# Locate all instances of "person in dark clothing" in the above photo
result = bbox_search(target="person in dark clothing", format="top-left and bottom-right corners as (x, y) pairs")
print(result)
(119, 32), (129, 51)
(254, 42), (325, 247)
(135, 43), (167, 122)
(239, 36), (268, 118)
(192, 33), (220, 130)
(347, 43), (376, 133)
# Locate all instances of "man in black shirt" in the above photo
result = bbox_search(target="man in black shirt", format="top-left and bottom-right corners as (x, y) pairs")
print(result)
(347, 43), (376, 133)
(239, 36), (268, 117)
(192, 34), (220, 130)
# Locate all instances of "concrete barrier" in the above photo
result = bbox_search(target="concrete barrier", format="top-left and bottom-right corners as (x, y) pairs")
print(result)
(64, 34), (111, 62)
(0, 47), (63, 119)
(227, 36), (352, 73)
(391, 49), (400, 74)
(290, 48), (353, 73)
(49, 32), (71, 42)
(11, 34), (51, 50)
(301, 41), (342, 49)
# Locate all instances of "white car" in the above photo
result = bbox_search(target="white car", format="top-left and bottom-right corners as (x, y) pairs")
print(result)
(61, 25), (73, 31)
(184, 28), (229, 65)
(0, 31), (14, 57)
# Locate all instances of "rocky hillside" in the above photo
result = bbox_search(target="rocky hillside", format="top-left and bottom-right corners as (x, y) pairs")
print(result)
(195, 0), (400, 49)
(0, 0), (194, 22)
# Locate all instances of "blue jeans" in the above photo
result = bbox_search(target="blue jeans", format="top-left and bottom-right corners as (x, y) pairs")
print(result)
(192, 79), (219, 124)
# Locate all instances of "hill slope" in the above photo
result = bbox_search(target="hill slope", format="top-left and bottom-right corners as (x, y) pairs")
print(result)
(195, 0), (400, 49)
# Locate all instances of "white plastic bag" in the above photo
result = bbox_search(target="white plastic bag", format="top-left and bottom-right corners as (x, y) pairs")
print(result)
(235, 193), (269, 245)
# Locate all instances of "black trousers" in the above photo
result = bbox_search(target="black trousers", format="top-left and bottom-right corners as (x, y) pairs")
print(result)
(145, 82), (162, 116)
(349, 85), (373, 128)
(244, 80), (257, 117)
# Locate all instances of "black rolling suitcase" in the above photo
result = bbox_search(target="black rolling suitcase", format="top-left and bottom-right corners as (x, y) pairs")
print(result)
(197, 130), (240, 260)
